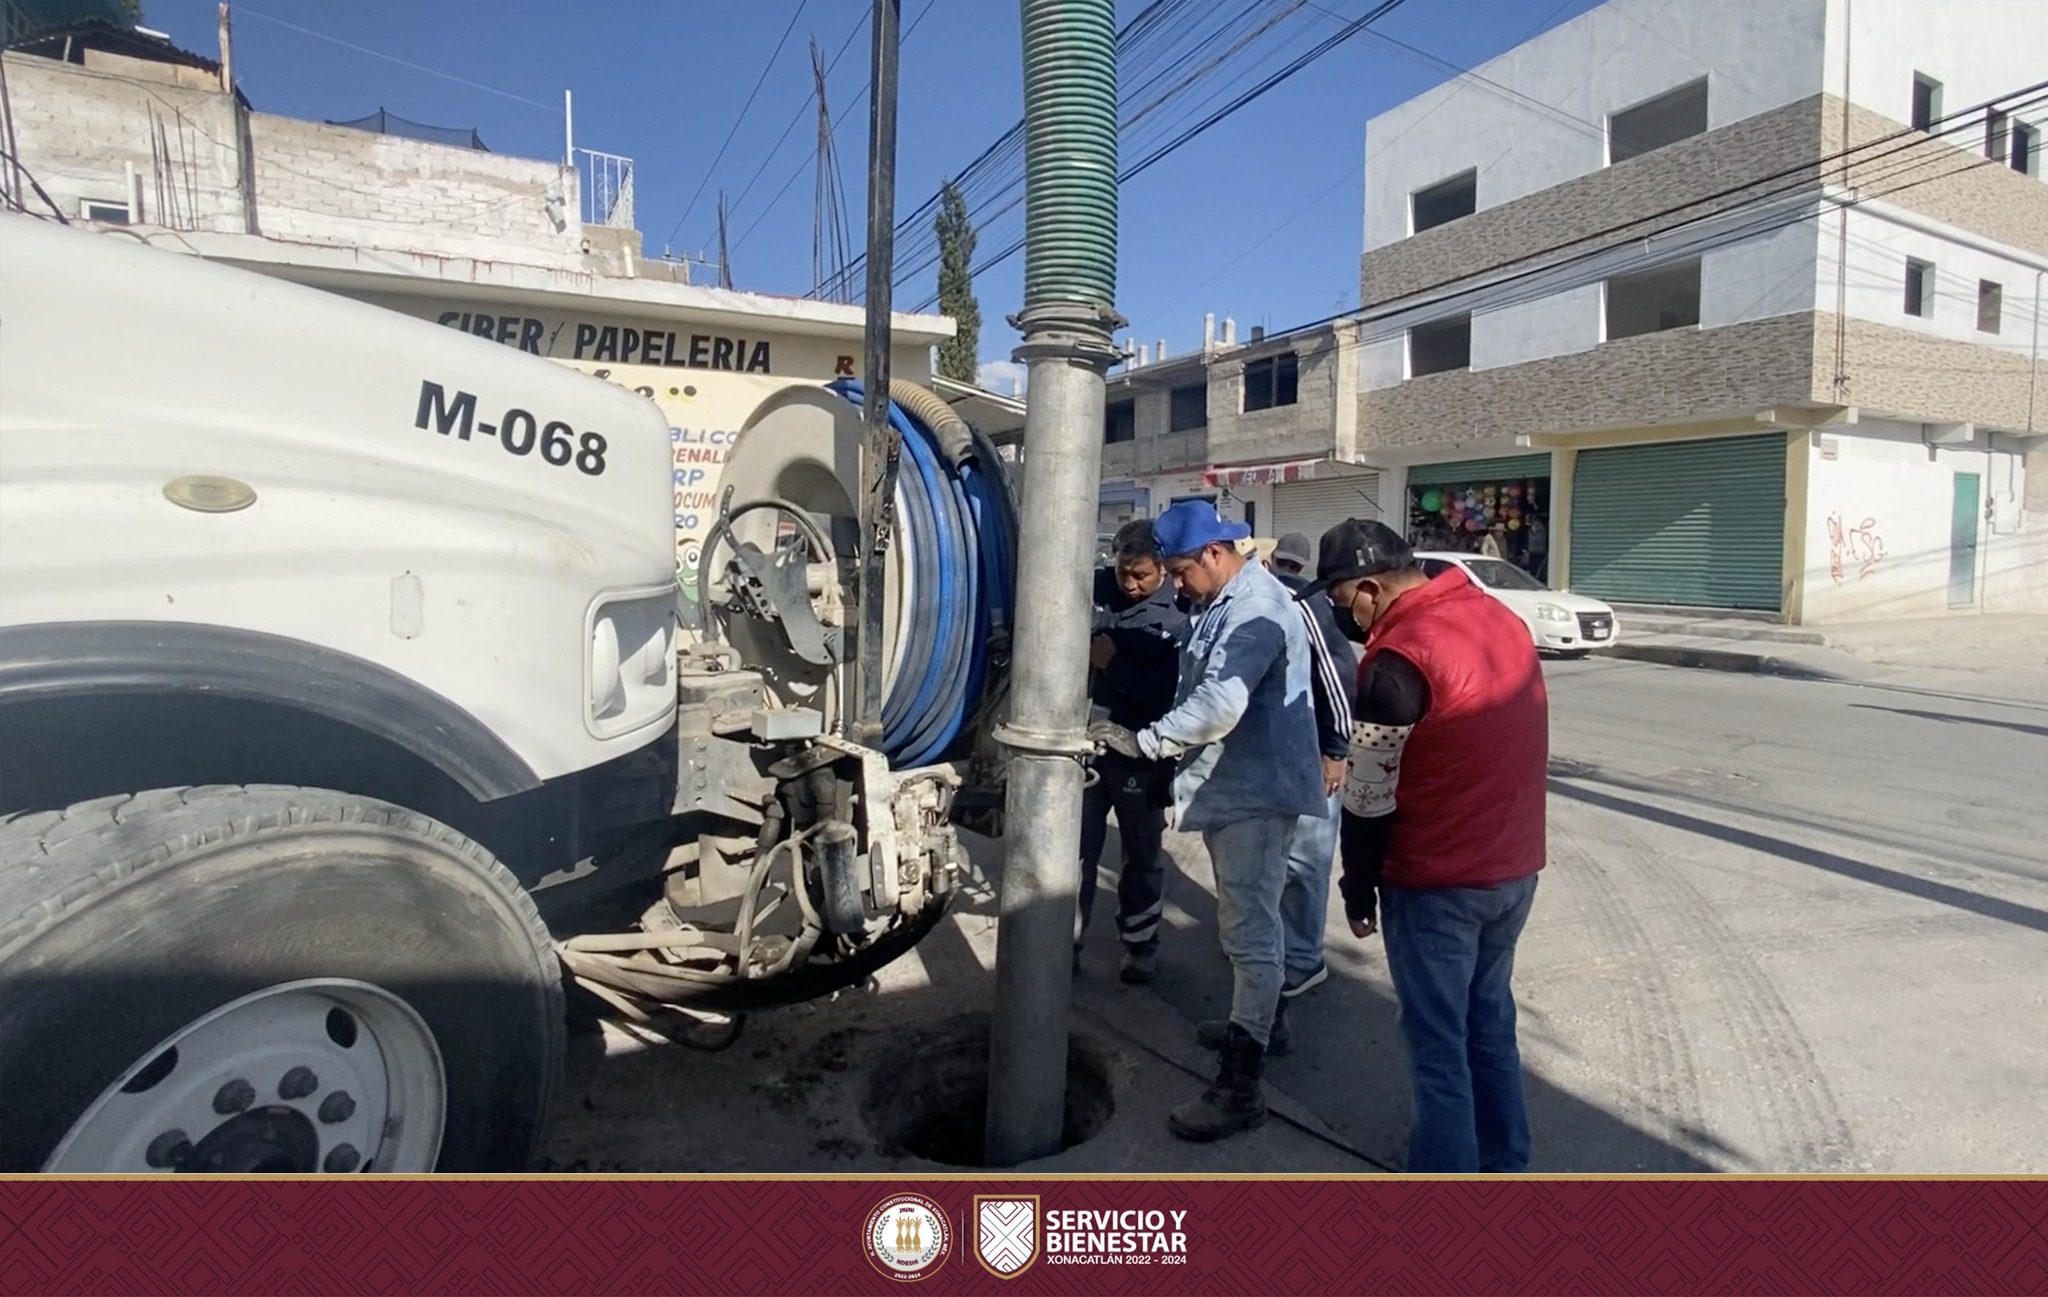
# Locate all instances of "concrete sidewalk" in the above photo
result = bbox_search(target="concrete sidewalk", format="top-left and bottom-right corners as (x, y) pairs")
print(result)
(541, 836), (1383, 1175)
(1605, 610), (2048, 680)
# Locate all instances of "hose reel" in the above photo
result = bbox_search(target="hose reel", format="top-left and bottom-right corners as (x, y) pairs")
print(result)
(698, 380), (1016, 769)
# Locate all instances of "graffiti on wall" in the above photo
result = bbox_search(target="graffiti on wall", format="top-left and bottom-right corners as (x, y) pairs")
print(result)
(1826, 512), (1887, 584)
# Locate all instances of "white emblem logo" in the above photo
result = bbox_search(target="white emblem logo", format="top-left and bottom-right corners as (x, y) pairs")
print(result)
(974, 1196), (1040, 1278)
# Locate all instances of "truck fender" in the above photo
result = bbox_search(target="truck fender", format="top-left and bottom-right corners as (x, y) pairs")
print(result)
(0, 621), (539, 801)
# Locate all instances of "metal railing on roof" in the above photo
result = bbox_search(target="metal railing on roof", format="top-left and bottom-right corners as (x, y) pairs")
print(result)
(576, 148), (634, 230)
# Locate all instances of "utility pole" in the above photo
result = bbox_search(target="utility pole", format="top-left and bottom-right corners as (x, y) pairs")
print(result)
(811, 36), (851, 303)
(854, 0), (901, 746)
(215, 3), (234, 95)
(716, 191), (734, 290)
(986, 0), (1121, 1167)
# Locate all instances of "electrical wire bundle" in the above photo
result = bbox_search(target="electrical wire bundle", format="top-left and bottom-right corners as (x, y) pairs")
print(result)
(827, 380), (1016, 770)
(813, 0), (1396, 308)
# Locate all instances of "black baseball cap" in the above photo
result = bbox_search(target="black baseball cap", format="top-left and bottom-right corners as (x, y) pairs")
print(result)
(1296, 518), (1414, 598)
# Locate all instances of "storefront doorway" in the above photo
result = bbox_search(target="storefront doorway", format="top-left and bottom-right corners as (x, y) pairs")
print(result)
(1405, 453), (1553, 581)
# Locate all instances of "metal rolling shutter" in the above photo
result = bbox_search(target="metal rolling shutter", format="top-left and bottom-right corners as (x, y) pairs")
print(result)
(1570, 433), (1786, 611)
(1406, 453), (1552, 487)
(1273, 474), (1383, 544)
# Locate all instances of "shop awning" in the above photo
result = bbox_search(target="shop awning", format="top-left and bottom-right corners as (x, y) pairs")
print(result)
(1405, 453), (1553, 487)
(1204, 457), (1357, 489)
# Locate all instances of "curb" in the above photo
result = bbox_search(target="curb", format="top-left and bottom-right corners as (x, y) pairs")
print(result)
(1605, 641), (1851, 681)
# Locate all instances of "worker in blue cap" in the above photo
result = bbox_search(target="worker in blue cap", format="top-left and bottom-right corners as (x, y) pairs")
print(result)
(1088, 498), (1325, 1141)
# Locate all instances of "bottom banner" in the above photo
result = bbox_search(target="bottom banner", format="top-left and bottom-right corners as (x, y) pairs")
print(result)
(2, 1177), (2044, 1295)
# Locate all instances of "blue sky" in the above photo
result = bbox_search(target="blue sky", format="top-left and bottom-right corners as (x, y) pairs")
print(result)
(144, 0), (1598, 380)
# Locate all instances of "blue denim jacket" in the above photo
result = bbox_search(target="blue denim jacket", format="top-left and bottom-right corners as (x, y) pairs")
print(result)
(1137, 559), (1326, 832)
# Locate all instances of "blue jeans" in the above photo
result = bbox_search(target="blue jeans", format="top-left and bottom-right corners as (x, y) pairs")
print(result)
(1380, 874), (1540, 1173)
(1200, 816), (1291, 1048)
(1280, 793), (1340, 984)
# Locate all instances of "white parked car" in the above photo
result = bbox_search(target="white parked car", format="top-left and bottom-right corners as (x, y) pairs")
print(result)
(1413, 552), (1619, 656)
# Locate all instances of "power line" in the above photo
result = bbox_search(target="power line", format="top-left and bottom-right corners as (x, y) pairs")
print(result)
(726, 0), (940, 258)
(1257, 83), (2048, 353)
(893, 0), (1406, 303)
(836, 0), (1338, 305)
(1130, 0), (1589, 336)
(1127, 0), (1411, 186)
(819, 0), (1218, 298)
(720, 8), (869, 232)
(1325, 149), (2007, 368)
(663, 0), (810, 254)
(236, 6), (556, 111)
(910, 0), (1414, 309)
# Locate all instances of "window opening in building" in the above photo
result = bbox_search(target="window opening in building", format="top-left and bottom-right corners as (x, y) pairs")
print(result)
(1904, 257), (1935, 318)
(1408, 315), (1472, 377)
(1977, 280), (2002, 335)
(1911, 74), (1942, 131)
(1168, 383), (1207, 432)
(79, 198), (132, 224)
(1604, 258), (1701, 339)
(1410, 169), (1477, 234)
(2010, 120), (2037, 175)
(1242, 351), (1300, 412)
(1105, 398), (1136, 444)
(1608, 78), (1708, 164)
(1986, 107), (2010, 163)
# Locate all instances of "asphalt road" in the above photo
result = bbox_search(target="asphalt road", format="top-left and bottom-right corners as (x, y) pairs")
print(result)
(547, 651), (2048, 1173)
(1144, 653), (2048, 1172)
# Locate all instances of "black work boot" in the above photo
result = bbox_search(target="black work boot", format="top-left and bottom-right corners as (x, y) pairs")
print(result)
(1196, 997), (1289, 1056)
(1168, 1024), (1268, 1142)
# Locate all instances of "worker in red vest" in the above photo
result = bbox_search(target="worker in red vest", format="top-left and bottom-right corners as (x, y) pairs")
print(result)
(1299, 518), (1549, 1173)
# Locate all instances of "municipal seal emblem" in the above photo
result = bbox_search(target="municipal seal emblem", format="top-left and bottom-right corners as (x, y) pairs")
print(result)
(863, 1192), (951, 1281)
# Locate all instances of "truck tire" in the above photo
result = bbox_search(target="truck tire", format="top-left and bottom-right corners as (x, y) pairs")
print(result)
(0, 786), (564, 1172)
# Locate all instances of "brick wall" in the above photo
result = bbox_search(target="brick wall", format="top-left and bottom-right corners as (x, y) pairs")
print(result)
(1200, 330), (1343, 465)
(2, 51), (243, 230)
(1813, 312), (2039, 430)
(1357, 90), (2044, 314)
(1359, 96), (1831, 309)
(1102, 324), (1348, 477)
(245, 114), (584, 267)
(1357, 313), (1823, 448)
(1825, 98), (2048, 256)
(4, 52), (592, 269)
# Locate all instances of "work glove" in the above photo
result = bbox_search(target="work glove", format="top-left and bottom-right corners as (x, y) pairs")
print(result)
(1087, 720), (1144, 761)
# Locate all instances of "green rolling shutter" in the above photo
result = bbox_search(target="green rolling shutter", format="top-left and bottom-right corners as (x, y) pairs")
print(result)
(1406, 453), (1553, 487)
(1569, 434), (1786, 611)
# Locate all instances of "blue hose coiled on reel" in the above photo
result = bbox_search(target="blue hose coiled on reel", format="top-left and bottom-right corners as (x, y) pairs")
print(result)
(828, 381), (1016, 770)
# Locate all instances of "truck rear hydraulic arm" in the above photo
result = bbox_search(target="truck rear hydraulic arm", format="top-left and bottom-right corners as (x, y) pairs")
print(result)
(556, 658), (961, 1017)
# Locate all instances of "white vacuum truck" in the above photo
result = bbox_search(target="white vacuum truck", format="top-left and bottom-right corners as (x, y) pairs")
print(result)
(0, 216), (1014, 1172)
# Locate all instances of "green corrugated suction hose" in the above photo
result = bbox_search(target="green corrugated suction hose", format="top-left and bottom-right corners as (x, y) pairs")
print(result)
(1019, 0), (1117, 312)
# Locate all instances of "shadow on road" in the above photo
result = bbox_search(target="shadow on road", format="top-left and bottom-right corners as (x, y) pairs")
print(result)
(1547, 775), (2048, 936)
(1061, 839), (1727, 1174)
(1847, 702), (2048, 740)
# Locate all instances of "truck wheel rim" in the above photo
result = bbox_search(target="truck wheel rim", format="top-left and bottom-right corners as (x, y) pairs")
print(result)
(43, 978), (447, 1173)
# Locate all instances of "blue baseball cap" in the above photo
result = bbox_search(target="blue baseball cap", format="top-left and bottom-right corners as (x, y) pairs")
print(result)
(1151, 498), (1251, 559)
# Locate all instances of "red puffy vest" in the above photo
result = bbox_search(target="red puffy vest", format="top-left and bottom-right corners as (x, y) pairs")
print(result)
(1361, 567), (1548, 890)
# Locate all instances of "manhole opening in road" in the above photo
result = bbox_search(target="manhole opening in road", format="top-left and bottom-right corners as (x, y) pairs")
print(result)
(862, 1013), (1113, 1167)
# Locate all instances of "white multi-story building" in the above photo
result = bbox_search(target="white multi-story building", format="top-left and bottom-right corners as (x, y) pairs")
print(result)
(1095, 0), (2044, 622)
(1354, 0), (2045, 623)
